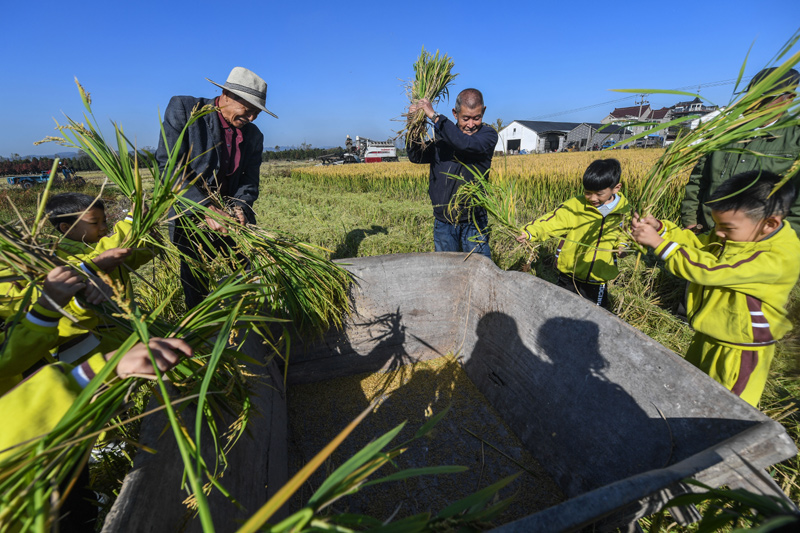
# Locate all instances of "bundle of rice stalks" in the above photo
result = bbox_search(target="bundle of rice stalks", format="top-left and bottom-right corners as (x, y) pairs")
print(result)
(400, 47), (458, 148)
(448, 166), (541, 267)
(173, 195), (353, 336)
(613, 30), (800, 217)
(36, 78), (216, 252)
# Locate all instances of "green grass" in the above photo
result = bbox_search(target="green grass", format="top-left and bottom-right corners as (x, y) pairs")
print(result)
(253, 173), (433, 258)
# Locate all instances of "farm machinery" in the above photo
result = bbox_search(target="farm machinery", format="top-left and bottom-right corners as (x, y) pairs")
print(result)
(318, 136), (399, 165)
(354, 136), (398, 163)
(6, 167), (86, 190)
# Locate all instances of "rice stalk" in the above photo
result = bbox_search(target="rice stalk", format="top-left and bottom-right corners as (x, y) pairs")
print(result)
(173, 195), (353, 335)
(399, 47), (458, 148)
(36, 78), (216, 253)
(0, 82), (352, 530)
(612, 29), (800, 217)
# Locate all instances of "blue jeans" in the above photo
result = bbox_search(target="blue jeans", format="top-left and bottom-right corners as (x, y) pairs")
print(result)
(433, 213), (492, 259)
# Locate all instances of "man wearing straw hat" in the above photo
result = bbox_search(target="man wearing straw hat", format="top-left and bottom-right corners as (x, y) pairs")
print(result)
(156, 66), (278, 308)
(681, 67), (800, 236)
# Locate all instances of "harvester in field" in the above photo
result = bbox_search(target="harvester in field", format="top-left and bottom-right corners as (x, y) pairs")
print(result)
(353, 136), (398, 162)
(318, 136), (399, 165)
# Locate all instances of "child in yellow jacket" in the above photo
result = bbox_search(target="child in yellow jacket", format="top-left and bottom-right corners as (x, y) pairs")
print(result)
(517, 158), (630, 308)
(46, 192), (155, 293)
(0, 337), (191, 460)
(632, 170), (800, 407)
(0, 336), (191, 530)
(0, 266), (108, 395)
(44, 193), (156, 360)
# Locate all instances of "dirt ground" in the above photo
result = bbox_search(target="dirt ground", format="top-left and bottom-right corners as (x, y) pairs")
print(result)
(287, 354), (565, 525)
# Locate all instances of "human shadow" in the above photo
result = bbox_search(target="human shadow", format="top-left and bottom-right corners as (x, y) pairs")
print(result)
(464, 311), (759, 502)
(287, 307), (565, 522)
(331, 225), (388, 260)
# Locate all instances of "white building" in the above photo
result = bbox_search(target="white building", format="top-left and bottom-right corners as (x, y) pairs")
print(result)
(495, 121), (582, 154)
(495, 120), (632, 153)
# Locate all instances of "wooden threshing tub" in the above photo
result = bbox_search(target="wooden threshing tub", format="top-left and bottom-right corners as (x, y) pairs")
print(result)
(104, 253), (797, 532)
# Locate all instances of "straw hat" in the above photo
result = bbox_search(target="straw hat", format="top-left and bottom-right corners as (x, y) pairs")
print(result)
(207, 67), (278, 119)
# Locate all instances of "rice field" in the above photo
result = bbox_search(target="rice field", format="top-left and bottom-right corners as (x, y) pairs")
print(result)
(294, 149), (687, 221)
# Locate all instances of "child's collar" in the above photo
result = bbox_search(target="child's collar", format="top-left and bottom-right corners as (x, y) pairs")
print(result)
(761, 220), (784, 241)
(596, 194), (621, 212)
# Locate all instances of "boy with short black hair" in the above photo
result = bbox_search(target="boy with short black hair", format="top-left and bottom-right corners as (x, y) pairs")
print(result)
(45, 192), (152, 291)
(42, 192), (154, 361)
(46, 192), (106, 235)
(517, 158), (630, 308)
(632, 170), (800, 406)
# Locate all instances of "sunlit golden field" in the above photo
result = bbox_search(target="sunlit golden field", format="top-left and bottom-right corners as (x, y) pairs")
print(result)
(293, 149), (688, 221)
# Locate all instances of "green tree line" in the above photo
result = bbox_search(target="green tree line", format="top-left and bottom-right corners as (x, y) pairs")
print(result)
(262, 146), (344, 162)
(2, 144), (396, 176)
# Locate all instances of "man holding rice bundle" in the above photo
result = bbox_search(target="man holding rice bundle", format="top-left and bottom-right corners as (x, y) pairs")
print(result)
(407, 88), (498, 259)
(156, 67), (278, 308)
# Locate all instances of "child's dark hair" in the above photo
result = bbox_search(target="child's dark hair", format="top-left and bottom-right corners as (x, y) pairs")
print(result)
(583, 159), (621, 190)
(46, 193), (105, 230)
(707, 170), (797, 220)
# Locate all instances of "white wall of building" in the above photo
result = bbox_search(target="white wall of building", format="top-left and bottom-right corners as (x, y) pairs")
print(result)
(495, 121), (540, 153)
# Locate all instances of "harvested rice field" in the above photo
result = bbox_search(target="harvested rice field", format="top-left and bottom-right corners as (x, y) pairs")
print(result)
(287, 354), (565, 523)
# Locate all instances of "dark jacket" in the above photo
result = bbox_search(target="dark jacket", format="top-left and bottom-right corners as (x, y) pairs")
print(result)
(407, 117), (498, 223)
(681, 125), (800, 234)
(156, 95), (263, 223)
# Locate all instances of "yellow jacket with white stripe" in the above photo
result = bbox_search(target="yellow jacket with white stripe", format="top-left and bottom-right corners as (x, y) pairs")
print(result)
(0, 303), (63, 395)
(521, 194), (630, 283)
(0, 352), (109, 461)
(2, 214), (154, 362)
(654, 220), (800, 347)
(0, 214), (131, 317)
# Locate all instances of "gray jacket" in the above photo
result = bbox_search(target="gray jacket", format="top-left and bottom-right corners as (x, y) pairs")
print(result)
(156, 95), (263, 222)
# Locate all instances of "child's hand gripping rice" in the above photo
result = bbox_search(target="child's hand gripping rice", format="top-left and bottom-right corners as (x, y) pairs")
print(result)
(632, 170), (800, 406)
(517, 159), (630, 309)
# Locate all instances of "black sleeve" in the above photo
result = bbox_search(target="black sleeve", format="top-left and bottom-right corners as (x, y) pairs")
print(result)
(406, 135), (434, 164)
(434, 117), (498, 155)
(155, 96), (191, 183)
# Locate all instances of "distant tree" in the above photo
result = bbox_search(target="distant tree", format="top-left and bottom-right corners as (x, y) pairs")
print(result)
(491, 118), (505, 132)
(274, 145), (280, 151)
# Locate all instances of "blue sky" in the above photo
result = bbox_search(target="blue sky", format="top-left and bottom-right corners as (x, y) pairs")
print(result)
(2, 0), (799, 157)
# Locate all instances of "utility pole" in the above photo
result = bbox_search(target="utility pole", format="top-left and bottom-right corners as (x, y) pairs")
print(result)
(635, 93), (650, 138)
(635, 93), (650, 120)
